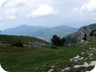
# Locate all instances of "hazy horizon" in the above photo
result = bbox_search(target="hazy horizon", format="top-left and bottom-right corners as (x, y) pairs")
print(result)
(0, 0), (96, 30)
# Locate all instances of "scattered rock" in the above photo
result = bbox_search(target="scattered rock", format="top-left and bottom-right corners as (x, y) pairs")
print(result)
(81, 52), (85, 55)
(51, 65), (55, 69)
(47, 69), (54, 72)
(74, 61), (96, 68)
(70, 55), (84, 62)
(61, 67), (70, 72)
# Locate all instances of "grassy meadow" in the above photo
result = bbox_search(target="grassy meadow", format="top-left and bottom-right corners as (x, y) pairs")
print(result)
(0, 35), (96, 72)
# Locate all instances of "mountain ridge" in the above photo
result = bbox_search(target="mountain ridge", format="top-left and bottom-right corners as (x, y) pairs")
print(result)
(1, 24), (77, 42)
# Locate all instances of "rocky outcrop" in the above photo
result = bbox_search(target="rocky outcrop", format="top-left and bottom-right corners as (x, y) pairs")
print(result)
(65, 23), (96, 44)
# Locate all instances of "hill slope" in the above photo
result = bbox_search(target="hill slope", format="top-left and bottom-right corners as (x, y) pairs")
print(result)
(2, 25), (77, 42)
(65, 23), (96, 44)
(0, 35), (96, 72)
(0, 34), (48, 47)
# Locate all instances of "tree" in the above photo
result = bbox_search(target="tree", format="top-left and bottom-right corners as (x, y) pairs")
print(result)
(51, 35), (66, 46)
(89, 30), (96, 37)
(51, 35), (61, 46)
(12, 42), (24, 47)
(61, 37), (66, 45)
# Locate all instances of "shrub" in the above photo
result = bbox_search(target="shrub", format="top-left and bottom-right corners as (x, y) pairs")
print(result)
(51, 46), (58, 49)
(89, 30), (96, 37)
(12, 42), (24, 47)
(51, 35), (66, 46)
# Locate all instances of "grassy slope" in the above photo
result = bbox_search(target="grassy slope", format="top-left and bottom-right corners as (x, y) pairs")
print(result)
(0, 37), (96, 72)
(0, 45), (83, 72)
(0, 34), (48, 44)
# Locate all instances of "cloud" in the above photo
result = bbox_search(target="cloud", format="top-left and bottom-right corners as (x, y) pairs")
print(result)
(80, 0), (96, 12)
(0, 0), (7, 7)
(28, 4), (58, 17)
(68, 8), (85, 18)
(68, 0), (96, 19)
(6, 15), (16, 19)
(6, 8), (18, 14)
(0, 0), (55, 19)
(5, 8), (18, 19)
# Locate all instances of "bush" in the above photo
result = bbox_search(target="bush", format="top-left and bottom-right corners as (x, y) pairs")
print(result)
(89, 30), (96, 37)
(51, 35), (66, 46)
(51, 46), (58, 49)
(12, 42), (24, 47)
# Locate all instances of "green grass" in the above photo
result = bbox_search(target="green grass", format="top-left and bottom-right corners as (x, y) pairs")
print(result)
(0, 36), (96, 72)
(0, 34), (48, 44)
(0, 45), (88, 72)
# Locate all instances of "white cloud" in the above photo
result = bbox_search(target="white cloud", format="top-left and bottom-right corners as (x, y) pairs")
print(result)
(80, 0), (96, 12)
(68, 9), (85, 19)
(68, 0), (96, 19)
(28, 4), (58, 17)
(6, 15), (16, 19)
(0, 0), (7, 7)
(0, 0), (55, 19)
(6, 8), (18, 14)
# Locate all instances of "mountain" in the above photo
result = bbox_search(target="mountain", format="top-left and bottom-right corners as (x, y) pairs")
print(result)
(2, 24), (45, 36)
(65, 23), (96, 44)
(1, 24), (77, 42)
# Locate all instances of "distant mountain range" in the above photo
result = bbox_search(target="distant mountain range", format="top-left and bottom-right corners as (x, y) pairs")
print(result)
(1, 24), (77, 42)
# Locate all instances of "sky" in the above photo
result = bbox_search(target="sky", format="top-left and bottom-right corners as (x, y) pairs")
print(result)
(0, 0), (96, 30)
